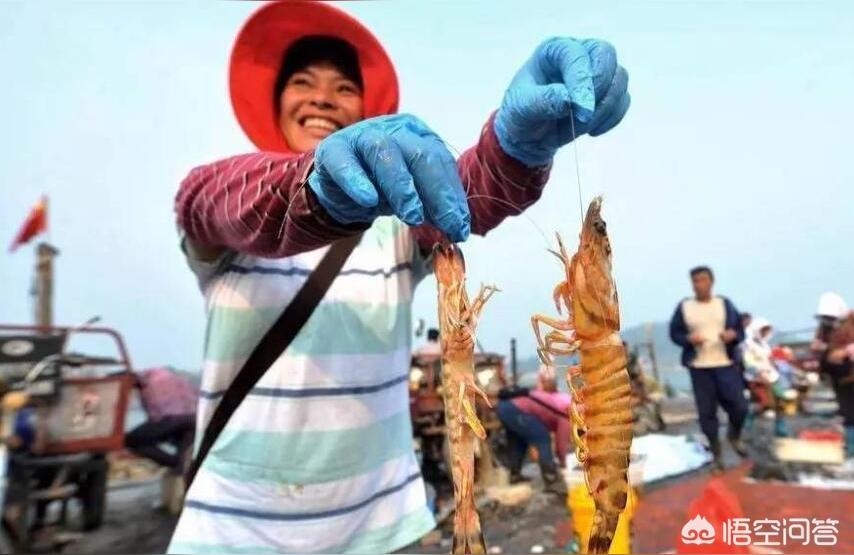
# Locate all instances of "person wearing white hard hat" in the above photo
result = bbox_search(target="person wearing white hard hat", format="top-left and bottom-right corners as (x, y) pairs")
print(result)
(812, 292), (849, 354)
(817, 292), (849, 319)
(812, 293), (854, 458)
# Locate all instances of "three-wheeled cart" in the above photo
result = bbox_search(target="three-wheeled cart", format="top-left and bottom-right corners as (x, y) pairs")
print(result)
(0, 323), (133, 552)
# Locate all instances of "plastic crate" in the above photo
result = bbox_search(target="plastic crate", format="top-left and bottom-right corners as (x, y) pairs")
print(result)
(796, 429), (844, 443)
(40, 373), (132, 455)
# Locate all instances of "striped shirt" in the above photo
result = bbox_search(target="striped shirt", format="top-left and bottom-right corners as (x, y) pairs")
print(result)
(168, 115), (550, 554)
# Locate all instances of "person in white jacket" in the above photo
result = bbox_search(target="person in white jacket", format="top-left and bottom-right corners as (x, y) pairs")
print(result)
(742, 317), (778, 389)
(742, 317), (791, 436)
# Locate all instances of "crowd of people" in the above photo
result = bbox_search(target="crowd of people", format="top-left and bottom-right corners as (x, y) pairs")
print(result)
(669, 265), (854, 470)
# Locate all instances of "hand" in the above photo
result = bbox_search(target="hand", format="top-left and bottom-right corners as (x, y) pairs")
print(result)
(810, 339), (828, 353)
(720, 329), (738, 343)
(494, 37), (631, 167)
(309, 114), (470, 242)
(827, 347), (848, 365)
(689, 333), (705, 346)
(2, 435), (22, 450)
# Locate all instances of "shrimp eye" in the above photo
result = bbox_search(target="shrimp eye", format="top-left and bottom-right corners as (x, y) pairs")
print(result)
(594, 220), (607, 235)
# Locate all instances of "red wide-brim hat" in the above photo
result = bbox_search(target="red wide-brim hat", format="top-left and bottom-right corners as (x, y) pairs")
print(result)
(229, 1), (400, 154)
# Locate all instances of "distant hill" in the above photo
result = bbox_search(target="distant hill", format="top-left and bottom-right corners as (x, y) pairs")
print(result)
(620, 321), (690, 391)
(512, 321), (692, 392)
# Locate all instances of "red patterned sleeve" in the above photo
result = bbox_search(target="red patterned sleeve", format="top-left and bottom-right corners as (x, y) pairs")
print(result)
(175, 151), (367, 258)
(411, 113), (552, 252)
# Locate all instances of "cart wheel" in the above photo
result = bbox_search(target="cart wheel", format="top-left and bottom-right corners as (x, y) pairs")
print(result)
(6, 501), (35, 554)
(0, 528), (13, 555)
(78, 457), (107, 531)
(3, 495), (39, 554)
(4, 464), (35, 552)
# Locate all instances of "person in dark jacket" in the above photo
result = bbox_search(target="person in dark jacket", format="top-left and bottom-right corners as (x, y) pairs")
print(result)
(812, 294), (854, 458)
(669, 266), (747, 472)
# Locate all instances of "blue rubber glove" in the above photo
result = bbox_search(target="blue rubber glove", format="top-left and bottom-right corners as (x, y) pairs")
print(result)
(494, 37), (631, 167)
(308, 114), (470, 242)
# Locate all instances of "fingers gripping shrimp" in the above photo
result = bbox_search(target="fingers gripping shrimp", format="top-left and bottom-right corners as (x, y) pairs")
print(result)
(434, 243), (498, 555)
(530, 198), (633, 554)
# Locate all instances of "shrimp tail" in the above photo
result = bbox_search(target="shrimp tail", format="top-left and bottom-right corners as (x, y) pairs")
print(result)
(587, 509), (619, 554)
(452, 502), (487, 554)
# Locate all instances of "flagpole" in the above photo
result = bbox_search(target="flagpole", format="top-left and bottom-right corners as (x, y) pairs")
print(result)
(35, 195), (56, 330)
(34, 242), (59, 330)
(43, 195), (50, 246)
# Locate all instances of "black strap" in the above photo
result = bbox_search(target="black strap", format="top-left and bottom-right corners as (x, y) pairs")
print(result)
(497, 385), (530, 400)
(185, 233), (362, 488)
(528, 394), (570, 420)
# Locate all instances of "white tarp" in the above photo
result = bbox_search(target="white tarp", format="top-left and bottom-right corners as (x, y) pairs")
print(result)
(565, 433), (711, 485)
(793, 474), (854, 490)
(794, 459), (854, 490)
(630, 433), (712, 484)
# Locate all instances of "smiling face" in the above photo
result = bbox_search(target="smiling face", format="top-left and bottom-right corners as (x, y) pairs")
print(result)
(278, 62), (364, 152)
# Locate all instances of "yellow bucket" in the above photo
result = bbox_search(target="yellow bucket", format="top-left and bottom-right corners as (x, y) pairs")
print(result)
(567, 482), (637, 554)
(781, 398), (798, 416)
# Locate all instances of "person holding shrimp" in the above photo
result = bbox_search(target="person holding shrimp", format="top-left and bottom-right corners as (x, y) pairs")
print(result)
(169, 2), (630, 553)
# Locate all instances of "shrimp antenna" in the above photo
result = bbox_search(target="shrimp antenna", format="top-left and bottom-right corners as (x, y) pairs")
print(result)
(547, 249), (563, 263)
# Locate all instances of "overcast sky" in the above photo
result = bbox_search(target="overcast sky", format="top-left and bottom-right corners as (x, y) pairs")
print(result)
(2, 1), (852, 369)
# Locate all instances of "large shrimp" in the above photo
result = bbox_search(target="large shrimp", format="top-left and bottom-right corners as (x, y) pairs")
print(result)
(531, 197), (633, 554)
(434, 243), (498, 555)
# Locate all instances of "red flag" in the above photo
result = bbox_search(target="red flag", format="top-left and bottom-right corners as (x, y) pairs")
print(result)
(9, 196), (48, 252)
